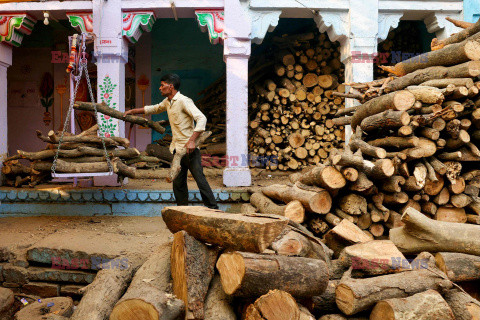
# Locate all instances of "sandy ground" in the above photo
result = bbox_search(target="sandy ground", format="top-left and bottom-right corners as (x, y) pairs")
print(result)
(2, 168), (292, 191)
(0, 216), (172, 265)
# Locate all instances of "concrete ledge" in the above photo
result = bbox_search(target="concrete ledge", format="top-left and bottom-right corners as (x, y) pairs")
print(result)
(0, 188), (249, 216)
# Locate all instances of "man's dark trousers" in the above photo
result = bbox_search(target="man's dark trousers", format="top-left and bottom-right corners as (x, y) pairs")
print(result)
(172, 148), (219, 209)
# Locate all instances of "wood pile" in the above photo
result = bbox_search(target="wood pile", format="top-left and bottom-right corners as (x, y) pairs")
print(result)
(244, 18), (480, 240)
(247, 32), (346, 171)
(1, 124), (170, 187)
(65, 205), (480, 320)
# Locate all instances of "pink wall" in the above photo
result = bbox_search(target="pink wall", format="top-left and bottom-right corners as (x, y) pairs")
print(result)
(8, 47), (56, 156)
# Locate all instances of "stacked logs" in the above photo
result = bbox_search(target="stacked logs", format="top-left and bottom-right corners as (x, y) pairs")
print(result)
(245, 18), (480, 239)
(248, 32), (346, 171)
(103, 206), (480, 320)
(1, 124), (168, 186)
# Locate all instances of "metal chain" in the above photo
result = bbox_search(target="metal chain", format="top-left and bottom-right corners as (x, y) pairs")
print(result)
(51, 67), (82, 174)
(51, 33), (113, 174)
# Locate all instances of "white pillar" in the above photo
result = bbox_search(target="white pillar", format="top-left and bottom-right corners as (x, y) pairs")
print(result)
(223, 0), (252, 187)
(0, 44), (12, 185)
(342, 0), (378, 143)
(93, 0), (128, 138)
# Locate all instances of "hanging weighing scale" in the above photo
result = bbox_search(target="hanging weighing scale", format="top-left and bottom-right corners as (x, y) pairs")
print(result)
(51, 33), (114, 181)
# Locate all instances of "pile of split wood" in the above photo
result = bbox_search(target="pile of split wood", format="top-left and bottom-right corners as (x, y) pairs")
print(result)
(245, 17), (480, 238)
(1, 124), (171, 187)
(6, 206), (480, 320)
(248, 32), (346, 171)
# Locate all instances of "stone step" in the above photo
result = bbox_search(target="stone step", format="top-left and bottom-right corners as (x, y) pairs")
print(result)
(2, 264), (96, 285)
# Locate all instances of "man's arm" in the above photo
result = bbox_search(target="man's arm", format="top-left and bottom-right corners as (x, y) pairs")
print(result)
(124, 101), (166, 117)
(183, 99), (207, 154)
(124, 108), (145, 116)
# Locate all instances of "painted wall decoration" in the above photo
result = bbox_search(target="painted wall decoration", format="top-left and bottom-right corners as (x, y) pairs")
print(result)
(66, 13), (93, 33)
(122, 11), (156, 43)
(195, 10), (225, 45)
(39, 72), (54, 126)
(0, 14), (36, 47)
(98, 75), (118, 137)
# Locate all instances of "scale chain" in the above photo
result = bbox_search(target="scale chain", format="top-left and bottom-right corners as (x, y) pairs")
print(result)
(51, 33), (114, 175)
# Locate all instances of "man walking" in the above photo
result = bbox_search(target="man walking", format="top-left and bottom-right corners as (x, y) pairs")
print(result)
(124, 74), (218, 209)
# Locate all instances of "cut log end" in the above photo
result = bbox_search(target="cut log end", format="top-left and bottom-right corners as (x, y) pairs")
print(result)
(110, 299), (159, 320)
(216, 252), (245, 296)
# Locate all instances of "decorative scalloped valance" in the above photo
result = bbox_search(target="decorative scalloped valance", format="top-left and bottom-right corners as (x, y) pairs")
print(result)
(0, 14), (36, 47)
(66, 12), (93, 33)
(195, 10), (224, 45)
(122, 11), (156, 44)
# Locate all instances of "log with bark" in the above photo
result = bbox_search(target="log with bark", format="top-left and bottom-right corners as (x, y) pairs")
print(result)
(110, 242), (185, 320)
(369, 289), (455, 320)
(389, 207), (480, 255)
(161, 206), (288, 253)
(335, 268), (453, 315)
(70, 256), (140, 320)
(74, 101), (166, 133)
(170, 231), (218, 319)
(216, 251), (329, 297)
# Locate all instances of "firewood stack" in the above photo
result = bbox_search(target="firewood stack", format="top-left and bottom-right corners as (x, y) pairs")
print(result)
(1, 125), (169, 187)
(248, 32), (346, 171)
(98, 205), (480, 320)
(242, 18), (480, 239)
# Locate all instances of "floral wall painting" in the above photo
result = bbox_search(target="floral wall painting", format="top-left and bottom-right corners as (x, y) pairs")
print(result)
(39, 72), (54, 126)
(98, 75), (118, 137)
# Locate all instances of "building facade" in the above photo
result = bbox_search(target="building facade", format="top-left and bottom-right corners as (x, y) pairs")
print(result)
(0, 0), (468, 187)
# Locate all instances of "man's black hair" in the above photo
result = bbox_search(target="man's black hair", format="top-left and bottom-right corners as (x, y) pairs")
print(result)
(161, 73), (181, 90)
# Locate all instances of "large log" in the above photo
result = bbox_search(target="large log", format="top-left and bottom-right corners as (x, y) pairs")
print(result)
(385, 61), (480, 92)
(337, 240), (409, 276)
(335, 269), (452, 315)
(295, 165), (346, 192)
(110, 243), (185, 320)
(324, 219), (371, 257)
(74, 101), (166, 133)
(350, 91), (415, 130)
(48, 130), (128, 148)
(261, 184), (332, 214)
(443, 288), (480, 320)
(435, 252), (480, 282)
(245, 290), (300, 320)
(270, 229), (327, 260)
(300, 280), (339, 317)
(204, 275), (236, 320)
(70, 256), (138, 320)
(360, 110), (410, 132)
(370, 289), (455, 320)
(216, 251), (329, 297)
(161, 206), (288, 253)
(381, 40), (480, 76)
(389, 207), (480, 255)
(250, 192), (305, 223)
(431, 18), (480, 50)
(170, 231), (218, 319)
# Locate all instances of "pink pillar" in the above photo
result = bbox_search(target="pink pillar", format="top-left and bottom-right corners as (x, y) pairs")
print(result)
(0, 44), (12, 185)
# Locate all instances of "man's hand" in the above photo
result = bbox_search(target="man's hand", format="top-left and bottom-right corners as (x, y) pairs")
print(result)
(185, 140), (196, 154)
(123, 110), (134, 117)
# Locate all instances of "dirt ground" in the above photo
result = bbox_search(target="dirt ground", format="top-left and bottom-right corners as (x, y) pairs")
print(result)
(8, 168), (292, 191)
(0, 216), (172, 266)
